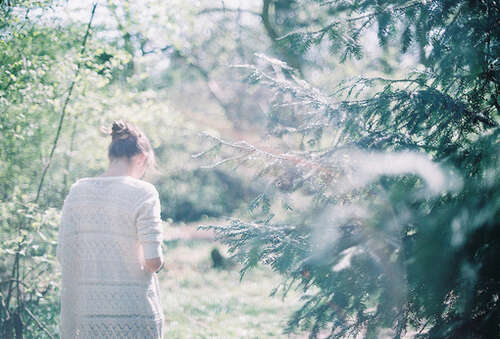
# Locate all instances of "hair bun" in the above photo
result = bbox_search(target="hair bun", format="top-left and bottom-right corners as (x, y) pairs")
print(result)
(111, 119), (136, 141)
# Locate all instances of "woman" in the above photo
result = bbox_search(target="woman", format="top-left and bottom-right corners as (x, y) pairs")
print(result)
(56, 119), (165, 338)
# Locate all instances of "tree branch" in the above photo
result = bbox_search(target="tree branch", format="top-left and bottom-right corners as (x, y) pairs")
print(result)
(35, 3), (97, 203)
(23, 306), (55, 339)
(172, 49), (231, 115)
(276, 1), (423, 41)
(198, 7), (261, 16)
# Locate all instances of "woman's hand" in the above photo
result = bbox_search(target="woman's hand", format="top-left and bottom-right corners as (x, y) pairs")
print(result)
(144, 257), (164, 273)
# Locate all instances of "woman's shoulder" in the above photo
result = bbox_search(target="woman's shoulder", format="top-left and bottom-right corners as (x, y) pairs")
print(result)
(71, 176), (158, 197)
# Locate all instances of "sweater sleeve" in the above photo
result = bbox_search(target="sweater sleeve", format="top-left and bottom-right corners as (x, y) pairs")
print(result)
(56, 201), (67, 264)
(56, 185), (75, 265)
(134, 189), (164, 259)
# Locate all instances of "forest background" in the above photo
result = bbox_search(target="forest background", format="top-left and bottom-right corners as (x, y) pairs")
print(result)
(1, 0), (498, 338)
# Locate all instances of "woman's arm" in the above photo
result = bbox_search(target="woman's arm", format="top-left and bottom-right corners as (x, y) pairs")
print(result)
(135, 188), (165, 273)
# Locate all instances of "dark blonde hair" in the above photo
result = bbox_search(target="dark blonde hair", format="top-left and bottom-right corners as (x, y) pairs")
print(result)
(100, 119), (160, 176)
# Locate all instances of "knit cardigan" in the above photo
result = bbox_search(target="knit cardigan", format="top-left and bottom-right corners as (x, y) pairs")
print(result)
(56, 176), (164, 338)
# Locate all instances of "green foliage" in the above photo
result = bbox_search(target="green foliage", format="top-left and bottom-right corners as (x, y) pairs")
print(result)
(1, 1), (268, 336)
(0, 1), (101, 336)
(1, 0), (499, 337)
(198, 0), (500, 338)
(0, 191), (61, 337)
(158, 169), (254, 223)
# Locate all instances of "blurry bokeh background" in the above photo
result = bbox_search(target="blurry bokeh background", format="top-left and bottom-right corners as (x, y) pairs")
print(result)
(1, 0), (498, 338)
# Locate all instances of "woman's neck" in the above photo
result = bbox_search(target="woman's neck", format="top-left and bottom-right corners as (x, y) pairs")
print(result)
(100, 159), (134, 177)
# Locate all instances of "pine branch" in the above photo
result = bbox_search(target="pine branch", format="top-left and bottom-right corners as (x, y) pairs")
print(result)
(275, 0), (424, 41)
(261, 0), (303, 74)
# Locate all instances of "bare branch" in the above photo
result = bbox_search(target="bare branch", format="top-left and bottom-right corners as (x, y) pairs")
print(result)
(35, 3), (98, 203)
(200, 150), (255, 169)
(198, 7), (261, 17)
(23, 306), (55, 339)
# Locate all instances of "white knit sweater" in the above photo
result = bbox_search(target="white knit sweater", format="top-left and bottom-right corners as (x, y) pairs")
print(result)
(56, 176), (164, 338)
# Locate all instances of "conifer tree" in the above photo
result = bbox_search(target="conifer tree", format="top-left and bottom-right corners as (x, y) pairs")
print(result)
(199, 1), (499, 337)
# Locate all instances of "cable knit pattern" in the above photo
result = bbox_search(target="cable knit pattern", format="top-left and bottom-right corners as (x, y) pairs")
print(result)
(56, 176), (164, 338)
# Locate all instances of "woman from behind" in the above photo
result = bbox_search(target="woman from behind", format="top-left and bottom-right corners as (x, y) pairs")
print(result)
(57, 119), (165, 338)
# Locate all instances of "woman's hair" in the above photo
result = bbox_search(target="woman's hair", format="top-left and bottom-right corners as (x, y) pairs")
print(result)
(100, 119), (160, 176)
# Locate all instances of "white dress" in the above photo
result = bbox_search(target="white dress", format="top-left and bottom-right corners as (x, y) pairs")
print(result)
(56, 176), (165, 338)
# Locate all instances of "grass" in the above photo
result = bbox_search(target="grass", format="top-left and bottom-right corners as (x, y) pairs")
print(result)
(159, 238), (306, 338)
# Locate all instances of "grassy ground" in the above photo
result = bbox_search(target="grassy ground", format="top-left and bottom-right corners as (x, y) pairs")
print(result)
(158, 235), (306, 338)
